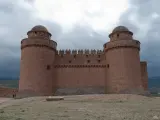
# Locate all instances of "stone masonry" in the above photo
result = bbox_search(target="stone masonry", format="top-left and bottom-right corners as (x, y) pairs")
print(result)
(18, 25), (148, 96)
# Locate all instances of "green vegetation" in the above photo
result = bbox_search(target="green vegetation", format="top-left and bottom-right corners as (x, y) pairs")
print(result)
(149, 93), (160, 97)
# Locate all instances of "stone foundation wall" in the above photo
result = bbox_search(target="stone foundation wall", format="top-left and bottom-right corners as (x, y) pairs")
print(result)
(0, 87), (18, 97)
(54, 87), (105, 95)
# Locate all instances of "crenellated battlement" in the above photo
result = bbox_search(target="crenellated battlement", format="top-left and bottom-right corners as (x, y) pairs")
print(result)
(57, 49), (104, 55)
(55, 49), (105, 65)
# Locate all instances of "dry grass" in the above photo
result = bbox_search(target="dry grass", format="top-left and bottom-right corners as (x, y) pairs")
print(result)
(0, 94), (160, 120)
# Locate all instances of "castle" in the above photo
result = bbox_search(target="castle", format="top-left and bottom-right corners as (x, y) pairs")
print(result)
(18, 25), (148, 96)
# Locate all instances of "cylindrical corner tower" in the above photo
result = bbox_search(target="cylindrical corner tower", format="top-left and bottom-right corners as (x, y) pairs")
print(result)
(104, 26), (143, 94)
(19, 25), (57, 96)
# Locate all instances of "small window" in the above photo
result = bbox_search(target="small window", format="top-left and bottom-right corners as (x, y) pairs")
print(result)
(86, 55), (88, 58)
(47, 65), (51, 70)
(69, 60), (71, 63)
(98, 55), (100, 58)
(87, 60), (90, 63)
(98, 60), (101, 63)
(117, 34), (119, 37)
(74, 55), (76, 58)
(61, 55), (63, 58)
(35, 32), (37, 34)
(107, 64), (109, 68)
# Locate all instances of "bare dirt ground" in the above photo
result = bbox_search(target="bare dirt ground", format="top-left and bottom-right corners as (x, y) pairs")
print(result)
(0, 94), (160, 120)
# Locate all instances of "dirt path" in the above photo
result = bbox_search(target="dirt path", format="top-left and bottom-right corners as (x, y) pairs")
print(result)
(0, 94), (160, 120)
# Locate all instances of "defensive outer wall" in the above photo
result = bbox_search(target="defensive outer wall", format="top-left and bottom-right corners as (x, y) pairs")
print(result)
(18, 25), (148, 96)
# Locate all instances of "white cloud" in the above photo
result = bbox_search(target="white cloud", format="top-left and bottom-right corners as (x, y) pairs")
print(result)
(33, 0), (129, 32)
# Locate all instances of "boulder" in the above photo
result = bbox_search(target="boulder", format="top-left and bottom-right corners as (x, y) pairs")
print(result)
(46, 96), (64, 101)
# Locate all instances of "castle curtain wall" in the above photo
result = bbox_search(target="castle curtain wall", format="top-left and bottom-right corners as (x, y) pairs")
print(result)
(55, 65), (106, 88)
(53, 50), (106, 92)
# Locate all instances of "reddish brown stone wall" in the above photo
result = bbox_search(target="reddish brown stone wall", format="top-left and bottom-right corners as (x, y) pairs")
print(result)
(19, 38), (56, 95)
(0, 87), (18, 97)
(140, 61), (148, 90)
(18, 25), (149, 96)
(104, 40), (143, 93)
(55, 50), (105, 65)
(54, 65), (106, 88)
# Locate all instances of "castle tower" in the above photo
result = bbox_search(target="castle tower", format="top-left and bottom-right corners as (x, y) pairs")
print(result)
(104, 26), (143, 94)
(19, 25), (57, 96)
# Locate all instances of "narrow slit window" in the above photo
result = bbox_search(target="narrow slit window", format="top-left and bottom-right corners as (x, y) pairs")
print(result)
(107, 64), (109, 68)
(47, 65), (51, 70)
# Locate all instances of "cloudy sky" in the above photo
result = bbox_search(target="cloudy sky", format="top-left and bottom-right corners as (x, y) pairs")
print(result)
(0, 0), (160, 79)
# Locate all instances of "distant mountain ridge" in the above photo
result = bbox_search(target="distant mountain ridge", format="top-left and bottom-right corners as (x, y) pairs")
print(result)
(0, 77), (159, 90)
(148, 76), (160, 88)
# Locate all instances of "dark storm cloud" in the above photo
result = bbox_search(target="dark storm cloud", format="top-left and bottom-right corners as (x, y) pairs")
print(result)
(0, 0), (108, 79)
(0, 0), (63, 79)
(57, 24), (107, 50)
(118, 0), (160, 77)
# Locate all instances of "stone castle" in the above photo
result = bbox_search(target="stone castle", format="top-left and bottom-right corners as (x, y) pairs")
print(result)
(18, 25), (148, 96)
